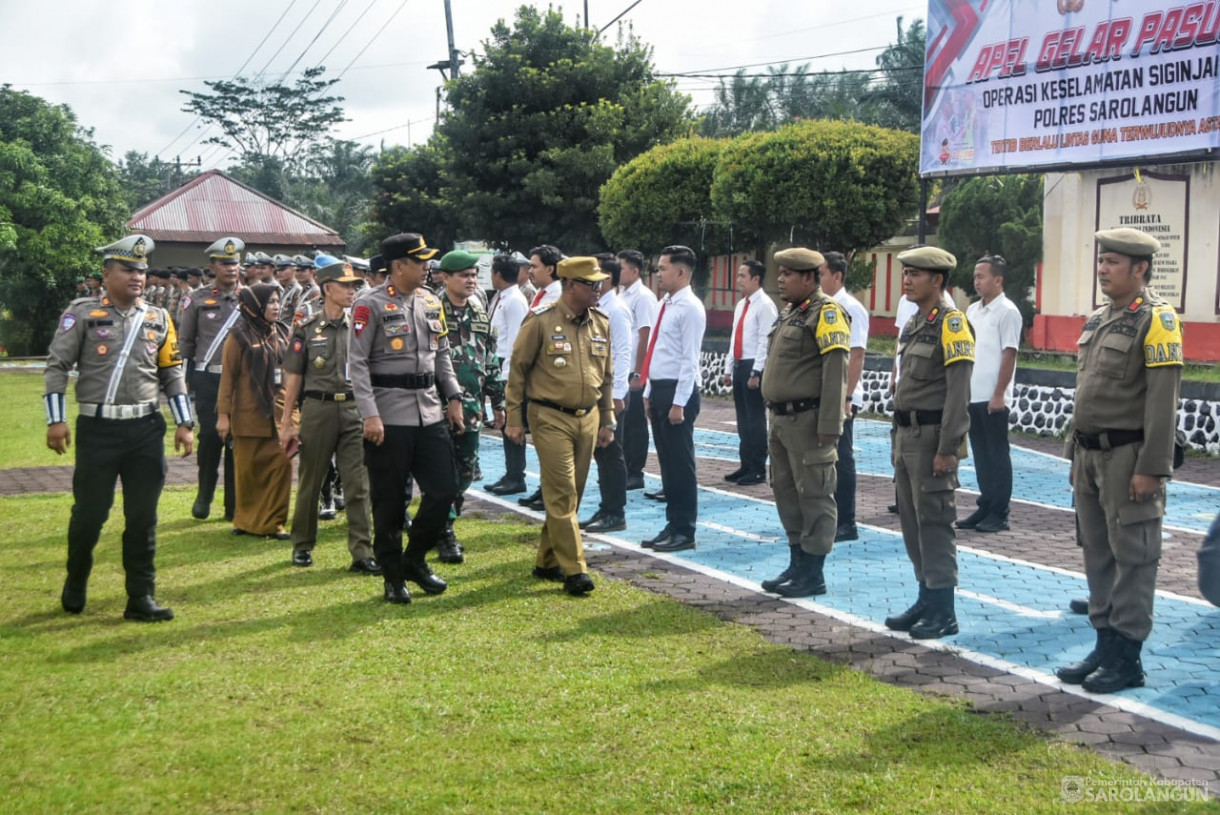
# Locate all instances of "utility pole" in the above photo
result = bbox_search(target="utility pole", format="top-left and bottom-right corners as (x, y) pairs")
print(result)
(584, 0), (590, 29)
(444, 0), (461, 78)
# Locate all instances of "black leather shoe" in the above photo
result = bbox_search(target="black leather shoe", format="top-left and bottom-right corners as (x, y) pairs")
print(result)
(61, 581), (86, 614)
(736, 472), (766, 486)
(652, 533), (696, 553)
(518, 488), (543, 507)
(403, 559), (447, 595)
(349, 558), (383, 575)
(1057, 628), (1113, 684)
(230, 528), (249, 537)
(834, 524), (859, 542)
(955, 506), (988, 530)
(486, 478), (527, 496)
(885, 583), (927, 631)
(292, 549), (313, 567)
(1069, 597), (1089, 615)
(532, 566), (565, 581)
(974, 514), (1010, 533)
(761, 546), (802, 592)
(384, 579), (411, 604)
(1081, 633), (1145, 693)
(272, 529), (291, 540)
(724, 468), (747, 483)
(644, 489), (667, 502)
(124, 595), (174, 622)
(523, 497), (545, 512)
(887, 503), (899, 514)
(437, 524), (465, 564)
(908, 587), (957, 639)
(625, 474), (645, 490)
(585, 513), (626, 533)
(774, 554), (827, 597)
(564, 573), (595, 595)
(579, 511), (604, 530)
(192, 499), (210, 520)
(641, 527), (673, 549)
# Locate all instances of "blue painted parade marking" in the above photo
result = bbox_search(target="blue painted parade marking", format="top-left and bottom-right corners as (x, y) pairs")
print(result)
(472, 431), (1220, 740)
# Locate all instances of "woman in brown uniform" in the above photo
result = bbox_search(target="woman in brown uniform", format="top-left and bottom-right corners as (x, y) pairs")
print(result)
(217, 283), (292, 538)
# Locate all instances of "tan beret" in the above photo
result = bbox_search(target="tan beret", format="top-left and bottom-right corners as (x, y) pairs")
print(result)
(1095, 227), (1160, 257)
(774, 247), (825, 272)
(557, 256), (609, 282)
(897, 245), (956, 272)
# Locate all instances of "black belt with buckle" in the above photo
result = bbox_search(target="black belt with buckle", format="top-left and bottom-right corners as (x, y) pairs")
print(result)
(533, 399), (595, 418)
(1074, 428), (1144, 450)
(767, 398), (820, 416)
(894, 409), (944, 427)
(303, 391), (355, 402)
(371, 373), (435, 390)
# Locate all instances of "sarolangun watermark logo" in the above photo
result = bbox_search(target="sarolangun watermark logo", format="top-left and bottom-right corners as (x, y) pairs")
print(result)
(1062, 775), (1210, 803)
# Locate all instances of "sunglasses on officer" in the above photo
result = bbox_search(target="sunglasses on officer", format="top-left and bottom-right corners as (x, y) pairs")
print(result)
(571, 278), (603, 292)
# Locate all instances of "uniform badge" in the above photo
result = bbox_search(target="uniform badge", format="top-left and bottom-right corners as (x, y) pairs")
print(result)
(147, 330), (157, 340)
(385, 303), (398, 311)
(1160, 311), (1177, 331)
(554, 325), (562, 332)
(97, 343), (109, 356)
(313, 356), (327, 368)
(59, 313), (77, 332)
(291, 337), (304, 354)
(824, 309), (837, 324)
(390, 337), (405, 350)
(948, 315), (963, 332)
(204, 299), (217, 305)
(386, 285), (397, 297)
(181, 296), (191, 310)
(353, 305), (371, 337)
(145, 343), (157, 356)
(95, 328), (111, 339)
(206, 311), (217, 320)
(89, 309), (108, 318)
(554, 357), (567, 367)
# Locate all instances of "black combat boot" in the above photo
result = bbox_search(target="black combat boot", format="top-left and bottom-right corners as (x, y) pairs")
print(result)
(884, 583), (927, 631)
(382, 562), (411, 604)
(1056, 628), (1114, 684)
(760, 546), (802, 592)
(437, 519), (465, 564)
(774, 553), (827, 598)
(402, 548), (448, 595)
(909, 587), (958, 639)
(1082, 632), (1146, 693)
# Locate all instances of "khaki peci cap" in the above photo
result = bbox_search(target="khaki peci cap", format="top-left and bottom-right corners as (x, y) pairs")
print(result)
(897, 245), (956, 272)
(774, 247), (825, 271)
(1095, 227), (1161, 257)
(557, 256), (609, 282)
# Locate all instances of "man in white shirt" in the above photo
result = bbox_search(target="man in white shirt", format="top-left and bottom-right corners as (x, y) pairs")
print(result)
(580, 256), (634, 533)
(722, 259), (778, 486)
(959, 255), (1023, 533)
(616, 249), (659, 490)
(516, 244), (564, 510)
(485, 254), (532, 496)
(640, 246), (707, 553)
(820, 252), (870, 541)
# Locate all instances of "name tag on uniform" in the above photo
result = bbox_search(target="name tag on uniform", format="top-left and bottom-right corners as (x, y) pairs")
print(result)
(309, 338), (329, 347)
(471, 320), (489, 333)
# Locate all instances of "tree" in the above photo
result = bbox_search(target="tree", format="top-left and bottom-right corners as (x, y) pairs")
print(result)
(0, 86), (128, 356)
(115, 150), (200, 210)
(863, 17), (926, 133)
(179, 66), (346, 175)
(437, 6), (692, 252)
(937, 174), (1043, 324)
(364, 139), (458, 252)
(710, 119), (919, 257)
(291, 139), (376, 254)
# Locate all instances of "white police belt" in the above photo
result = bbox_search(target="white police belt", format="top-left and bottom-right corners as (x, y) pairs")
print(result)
(78, 402), (158, 420)
(203, 364), (224, 374)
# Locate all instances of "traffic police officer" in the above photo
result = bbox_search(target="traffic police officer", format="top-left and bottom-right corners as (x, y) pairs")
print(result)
(280, 256), (380, 574)
(1057, 227), (1183, 693)
(274, 255), (303, 320)
(504, 257), (615, 596)
(45, 234), (195, 621)
(758, 247), (850, 598)
(349, 232), (465, 605)
(884, 245), (974, 640)
(179, 236), (245, 521)
(293, 255), (321, 323)
(437, 249), (506, 564)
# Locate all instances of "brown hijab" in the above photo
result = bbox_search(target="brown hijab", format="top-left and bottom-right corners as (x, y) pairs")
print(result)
(232, 283), (288, 419)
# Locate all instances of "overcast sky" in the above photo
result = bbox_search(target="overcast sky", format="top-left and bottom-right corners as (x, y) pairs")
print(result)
(1, 0), (925, 170)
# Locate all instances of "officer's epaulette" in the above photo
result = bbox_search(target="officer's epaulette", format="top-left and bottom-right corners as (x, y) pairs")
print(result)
(70, 295), (100, 308)
(589, 305), (607, 318)
(531, 303), (556, 315)
(421, 291), (442, 308)
(296, 310), (323, 329)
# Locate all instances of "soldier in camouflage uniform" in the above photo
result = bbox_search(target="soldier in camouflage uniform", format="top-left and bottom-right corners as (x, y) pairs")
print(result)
(436, 250), (506, 563)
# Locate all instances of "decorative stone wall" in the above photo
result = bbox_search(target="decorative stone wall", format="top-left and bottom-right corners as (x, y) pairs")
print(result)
(697, 349), (1220, 455)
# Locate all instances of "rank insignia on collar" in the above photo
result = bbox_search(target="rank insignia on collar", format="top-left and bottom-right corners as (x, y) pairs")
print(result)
(1128, 297), (1144, 311)
(386, 285), (397, 297)
(926, 307), (940, 323)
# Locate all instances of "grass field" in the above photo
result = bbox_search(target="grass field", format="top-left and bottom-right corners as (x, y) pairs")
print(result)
(1, 487), (1211, 813)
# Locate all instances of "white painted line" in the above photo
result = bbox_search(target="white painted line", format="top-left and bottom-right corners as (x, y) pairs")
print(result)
(955, 589), (1062, 619)
(699, 520), (779, 543)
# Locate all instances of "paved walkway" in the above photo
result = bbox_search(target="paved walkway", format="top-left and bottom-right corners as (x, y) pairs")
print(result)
(6, 399), (1219, 795)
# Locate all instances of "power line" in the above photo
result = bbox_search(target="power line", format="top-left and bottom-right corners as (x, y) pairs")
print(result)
(257, 0), (326, 76)
(277, 0), (352, 82)
(658, 45), (888, 78)
(337, 0), (413, 79)
(314, 0), (381, 65)
(598, 0), (645, 35)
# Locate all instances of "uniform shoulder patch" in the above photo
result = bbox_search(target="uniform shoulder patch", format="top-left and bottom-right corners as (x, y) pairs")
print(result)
(941, 309), (975, 365)
(1144, 305), (1184, 368)
(814, 301), (850, 355)
(531, 303), (555, 315)
(59, 311), (78, 332)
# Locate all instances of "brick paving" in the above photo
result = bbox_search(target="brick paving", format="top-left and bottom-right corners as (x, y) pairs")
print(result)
(6, 397), (1218, 795)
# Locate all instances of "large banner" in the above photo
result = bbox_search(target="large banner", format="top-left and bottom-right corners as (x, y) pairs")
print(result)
(921, 0), (1220, 176)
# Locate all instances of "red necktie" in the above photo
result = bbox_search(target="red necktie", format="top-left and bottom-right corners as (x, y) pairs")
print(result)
(531, 289), (546, 308)
(640, 300), (668, 388)
(733, 298), (750, 361)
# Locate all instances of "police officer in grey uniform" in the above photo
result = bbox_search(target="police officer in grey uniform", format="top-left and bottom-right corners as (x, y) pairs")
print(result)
(349, 232), (465, 604)
(1057, 227), (1183, 693)
(45, 235), (196, 621)
(293, 255), (321, 323)
(758, 248), (850, 598)
(274, 255), (303, 320)
(179, 236), (245, 521)
(883, 246), (974, 640)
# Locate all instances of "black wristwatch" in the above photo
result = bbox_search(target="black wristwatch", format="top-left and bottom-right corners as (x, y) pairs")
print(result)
(446, 394), (462, 404)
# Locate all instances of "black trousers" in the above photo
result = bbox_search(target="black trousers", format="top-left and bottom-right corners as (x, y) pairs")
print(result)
(967, 402), (1012, 518)
(622, 387), (649, 478)
(501, 395), (529, 482)
(593, 417), (627, 514)
(731, 359), (767, 475)
(67, 413), (167, 598)
(191, 369), (235, 518)
(365, 422), (458, 578)
(834, 405), (859, 526)
(648, 381), (700, 537)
